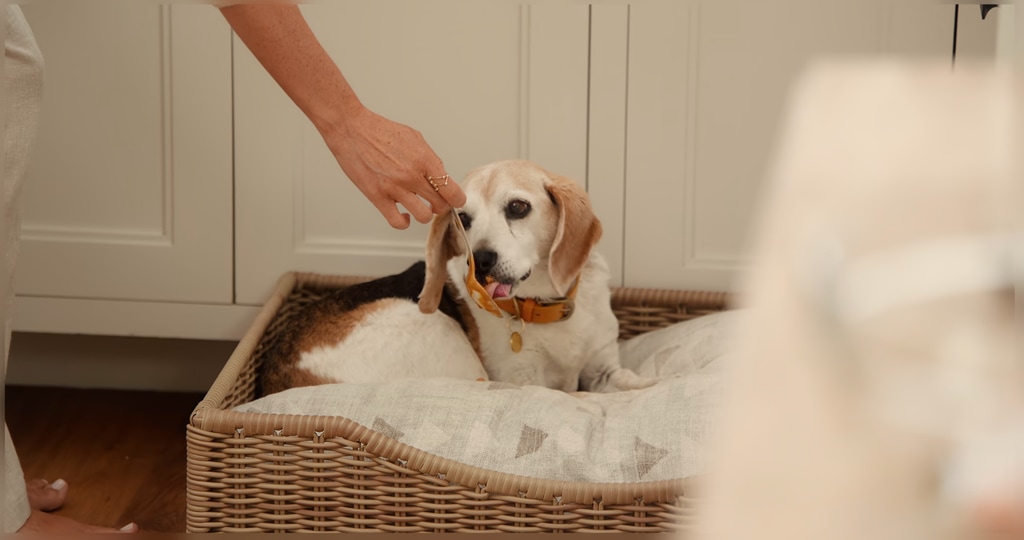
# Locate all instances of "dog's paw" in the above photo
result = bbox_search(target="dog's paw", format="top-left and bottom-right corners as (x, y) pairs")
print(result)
(585, 368), (661, 393)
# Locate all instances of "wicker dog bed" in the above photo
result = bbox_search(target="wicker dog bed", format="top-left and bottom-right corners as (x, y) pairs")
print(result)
(186, 271), (731, 533)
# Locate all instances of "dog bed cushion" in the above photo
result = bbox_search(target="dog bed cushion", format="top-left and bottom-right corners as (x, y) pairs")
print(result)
(233, 310), (741, 484)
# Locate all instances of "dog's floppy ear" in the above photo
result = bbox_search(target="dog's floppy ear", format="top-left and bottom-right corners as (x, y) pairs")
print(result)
(418, 212), (464, 313)
(545, 173), (602, 296)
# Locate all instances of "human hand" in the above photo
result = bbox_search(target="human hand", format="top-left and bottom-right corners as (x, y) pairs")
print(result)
(324, 105), (466, 229)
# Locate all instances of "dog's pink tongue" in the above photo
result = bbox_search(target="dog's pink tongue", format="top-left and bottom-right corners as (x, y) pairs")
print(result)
(485, 281), (512, 299)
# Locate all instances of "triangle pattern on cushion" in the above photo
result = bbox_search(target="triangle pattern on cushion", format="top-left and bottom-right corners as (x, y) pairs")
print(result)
(515, 425), (549, 458)
(634, 436), (668, 479)
(372, 416), (405, 441)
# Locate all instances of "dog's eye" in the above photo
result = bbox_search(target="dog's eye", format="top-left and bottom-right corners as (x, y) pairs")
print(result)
(457, 212), (472, 229)
(505, 199), (531, 220)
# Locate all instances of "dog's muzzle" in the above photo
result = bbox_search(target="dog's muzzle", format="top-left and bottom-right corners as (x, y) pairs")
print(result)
(450, 210), (502, 317)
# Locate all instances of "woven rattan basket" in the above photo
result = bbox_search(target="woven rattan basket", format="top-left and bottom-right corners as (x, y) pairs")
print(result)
(187, 271), (731, 533)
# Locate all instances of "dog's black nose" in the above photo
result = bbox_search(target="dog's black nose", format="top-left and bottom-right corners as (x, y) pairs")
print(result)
(474, 249), (497, 274)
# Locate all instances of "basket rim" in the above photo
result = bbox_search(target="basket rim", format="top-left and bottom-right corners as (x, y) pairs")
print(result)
(189, 270), (725, 506)
(187, 409), (704, 505)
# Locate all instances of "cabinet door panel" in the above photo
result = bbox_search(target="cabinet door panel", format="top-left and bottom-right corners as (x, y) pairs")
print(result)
(234, 2), (589, 305)
(16, 4), (233, 303)
(623, 1), (982, 291)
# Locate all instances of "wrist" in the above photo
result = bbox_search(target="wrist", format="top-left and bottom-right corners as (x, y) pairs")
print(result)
(309, 91), (365, 141)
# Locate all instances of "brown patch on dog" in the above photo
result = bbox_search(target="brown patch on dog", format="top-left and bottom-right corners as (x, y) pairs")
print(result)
(293, 299), (403, 352)
(261, 298), (399, 396)
(419, 212), (463, 313)
(545, 172), (602, 296)
(265, 368), (332, 396)
(260, 291), (484, 396)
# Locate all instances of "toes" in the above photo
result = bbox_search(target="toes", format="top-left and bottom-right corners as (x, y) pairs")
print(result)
(26, 478), (68, 512)
(26, 478), (50, 490)
(83, 520), (138, 533)
(20, 509), (131, 534)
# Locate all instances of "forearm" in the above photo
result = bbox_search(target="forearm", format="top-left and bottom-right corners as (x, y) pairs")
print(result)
(220, 4), (464, 227)
(220, 4), (361, 134)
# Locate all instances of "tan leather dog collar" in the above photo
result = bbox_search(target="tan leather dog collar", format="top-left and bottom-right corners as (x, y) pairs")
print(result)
(493, 278), (579, 323)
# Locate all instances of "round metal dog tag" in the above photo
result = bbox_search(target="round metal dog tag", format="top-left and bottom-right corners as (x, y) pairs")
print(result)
(510, 332), (523, 353)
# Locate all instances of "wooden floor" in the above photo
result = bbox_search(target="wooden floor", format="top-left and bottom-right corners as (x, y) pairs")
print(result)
(5, 385), (205, 533)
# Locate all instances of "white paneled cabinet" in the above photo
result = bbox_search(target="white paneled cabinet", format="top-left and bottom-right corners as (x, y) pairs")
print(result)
(18, 3), (233, 303)
(12, 2), (1002, 340)
(13, 3), (255, 340)
(623, 2), (996, 291)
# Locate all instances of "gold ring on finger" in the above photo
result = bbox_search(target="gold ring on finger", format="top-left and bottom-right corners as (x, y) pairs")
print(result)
(425, 174), (450, 192)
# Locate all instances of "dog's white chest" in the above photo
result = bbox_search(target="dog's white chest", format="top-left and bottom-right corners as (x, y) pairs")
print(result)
(477, 319), (588, 390)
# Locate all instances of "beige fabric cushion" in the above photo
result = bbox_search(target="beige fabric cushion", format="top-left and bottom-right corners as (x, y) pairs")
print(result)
(235, 310), (742, 483)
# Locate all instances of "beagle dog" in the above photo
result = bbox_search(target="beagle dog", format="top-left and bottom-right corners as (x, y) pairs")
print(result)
(259, 160), (657, 396)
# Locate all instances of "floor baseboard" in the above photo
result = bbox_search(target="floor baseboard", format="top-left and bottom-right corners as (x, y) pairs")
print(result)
(6, 332), (235, 393)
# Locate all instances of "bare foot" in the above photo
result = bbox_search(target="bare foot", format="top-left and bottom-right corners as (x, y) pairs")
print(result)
(25, 478), (67, 511)
(17, 478), (138, 533)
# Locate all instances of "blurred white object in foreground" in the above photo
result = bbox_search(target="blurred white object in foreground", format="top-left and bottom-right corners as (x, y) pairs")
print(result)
(697, 60), (1023, 540)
